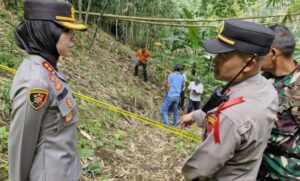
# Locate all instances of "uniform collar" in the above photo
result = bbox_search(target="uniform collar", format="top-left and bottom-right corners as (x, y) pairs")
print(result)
(228, 73), (262, 96)
(55, 71), (67, 82)
(26, 54), (67, 82)
(26, 54), (44, 64)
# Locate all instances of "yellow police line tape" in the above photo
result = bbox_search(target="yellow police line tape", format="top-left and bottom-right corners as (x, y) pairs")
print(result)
(0, 64), (16, 74)
(0, 64), (200, 142)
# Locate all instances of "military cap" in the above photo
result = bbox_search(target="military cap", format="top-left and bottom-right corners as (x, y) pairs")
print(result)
(204, 20), (274, 56)
(24, 1), (87, 31)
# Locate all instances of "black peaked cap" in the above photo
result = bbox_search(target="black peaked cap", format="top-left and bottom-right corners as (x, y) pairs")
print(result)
(203, 20), (274, 56)
(23, 1), (87, 31)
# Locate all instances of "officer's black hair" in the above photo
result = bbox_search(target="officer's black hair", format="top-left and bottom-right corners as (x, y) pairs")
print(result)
(269, 24), (295, 58)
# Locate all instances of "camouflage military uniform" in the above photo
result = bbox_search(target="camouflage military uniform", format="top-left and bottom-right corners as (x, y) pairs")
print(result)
(259, 63), (300, 180)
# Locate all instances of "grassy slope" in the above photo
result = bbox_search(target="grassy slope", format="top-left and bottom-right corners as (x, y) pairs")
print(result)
(0, 3), (199, 181)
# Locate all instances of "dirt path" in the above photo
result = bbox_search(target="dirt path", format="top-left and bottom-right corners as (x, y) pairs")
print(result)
(92, 122), (193, 181)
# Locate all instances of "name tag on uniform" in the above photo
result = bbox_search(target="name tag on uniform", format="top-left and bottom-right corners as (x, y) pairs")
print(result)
(57, 88), (68, 101)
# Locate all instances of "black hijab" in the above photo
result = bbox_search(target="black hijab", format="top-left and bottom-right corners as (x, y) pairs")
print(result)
(14, 20), (63, 69)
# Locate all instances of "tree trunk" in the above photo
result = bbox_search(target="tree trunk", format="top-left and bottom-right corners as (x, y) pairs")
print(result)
(88, 0), (109, 50)
(78, 0), (83, 21)
(125, 21), (128, 44)
(116, 20), (118, 40)
(84, 0), (92, 25)
(145, 25), (150, 48)
(163, 56), (168, 80)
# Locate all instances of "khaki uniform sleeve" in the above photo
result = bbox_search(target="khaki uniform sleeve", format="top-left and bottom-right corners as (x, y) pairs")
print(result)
(191, 110), (206, 126)
(9, 80), (50, 181)
(182, 114), (241, 180)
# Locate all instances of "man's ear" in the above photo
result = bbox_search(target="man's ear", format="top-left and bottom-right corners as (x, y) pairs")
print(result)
(244, 59), (256, 72)
(271, 48), (279, 60)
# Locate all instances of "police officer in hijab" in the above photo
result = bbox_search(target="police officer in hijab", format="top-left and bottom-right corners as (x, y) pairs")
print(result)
(9, 1), (87, 181)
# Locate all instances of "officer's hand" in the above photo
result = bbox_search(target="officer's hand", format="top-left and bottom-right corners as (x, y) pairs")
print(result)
(178, 113), (195, 128)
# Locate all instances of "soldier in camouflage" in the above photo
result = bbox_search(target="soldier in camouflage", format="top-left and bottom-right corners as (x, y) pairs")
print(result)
(258, 24), (300, 180)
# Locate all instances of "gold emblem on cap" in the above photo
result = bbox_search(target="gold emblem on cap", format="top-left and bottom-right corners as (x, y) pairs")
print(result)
(218, 34), (235, 45)
(55, 6), (76, 22)
(217, 24), (235, 46)
(71, 6), (75, 19)
(219, 24), (224, 34)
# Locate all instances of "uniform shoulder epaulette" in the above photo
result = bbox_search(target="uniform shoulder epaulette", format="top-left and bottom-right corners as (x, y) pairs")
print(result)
(42, 61), (55, 73)
(40, 60), (76, 122)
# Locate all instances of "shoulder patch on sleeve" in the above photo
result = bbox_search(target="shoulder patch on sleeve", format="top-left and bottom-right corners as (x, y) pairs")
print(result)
(28, 89), (48, 109)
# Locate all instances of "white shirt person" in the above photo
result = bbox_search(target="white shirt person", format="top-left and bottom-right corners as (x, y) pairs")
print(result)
(187, 77), (204, 113)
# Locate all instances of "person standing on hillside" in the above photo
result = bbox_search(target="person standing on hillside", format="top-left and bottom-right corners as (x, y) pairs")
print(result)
(178, 65), (188, 111)
(187, 76), (204, 113)
(191, 63), (197, 76)
(257, 24), (300, 180)
(178, 20), (278, 180)
(8, 1), (87, 181)
(134, 45), (151, 82)
(161, 64), (185, 126)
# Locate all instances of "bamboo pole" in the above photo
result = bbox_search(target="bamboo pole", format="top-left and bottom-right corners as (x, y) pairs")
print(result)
(88, 0), (108, 50)
(78, 0), (83, 21)
(106, 18), (216, 27)
(76, 10), (300, 23)
(163, 56), (167, 80)
(81, 17), (296, 28)
(116, 19), (118, 40)
(84, 0), (92, 25)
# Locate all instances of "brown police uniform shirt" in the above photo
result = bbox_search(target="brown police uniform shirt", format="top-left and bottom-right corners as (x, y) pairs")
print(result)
(182, 73), (278, 181)
(9, 55), (81, 181)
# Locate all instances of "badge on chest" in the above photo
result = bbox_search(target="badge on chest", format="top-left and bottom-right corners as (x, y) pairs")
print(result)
(206, 114), (216, 134)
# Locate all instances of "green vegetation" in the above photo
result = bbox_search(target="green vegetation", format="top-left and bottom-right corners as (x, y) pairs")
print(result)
(0, 0), (300, 180)
(0, 81), (10, 180)
(0, 82), (11, 119)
